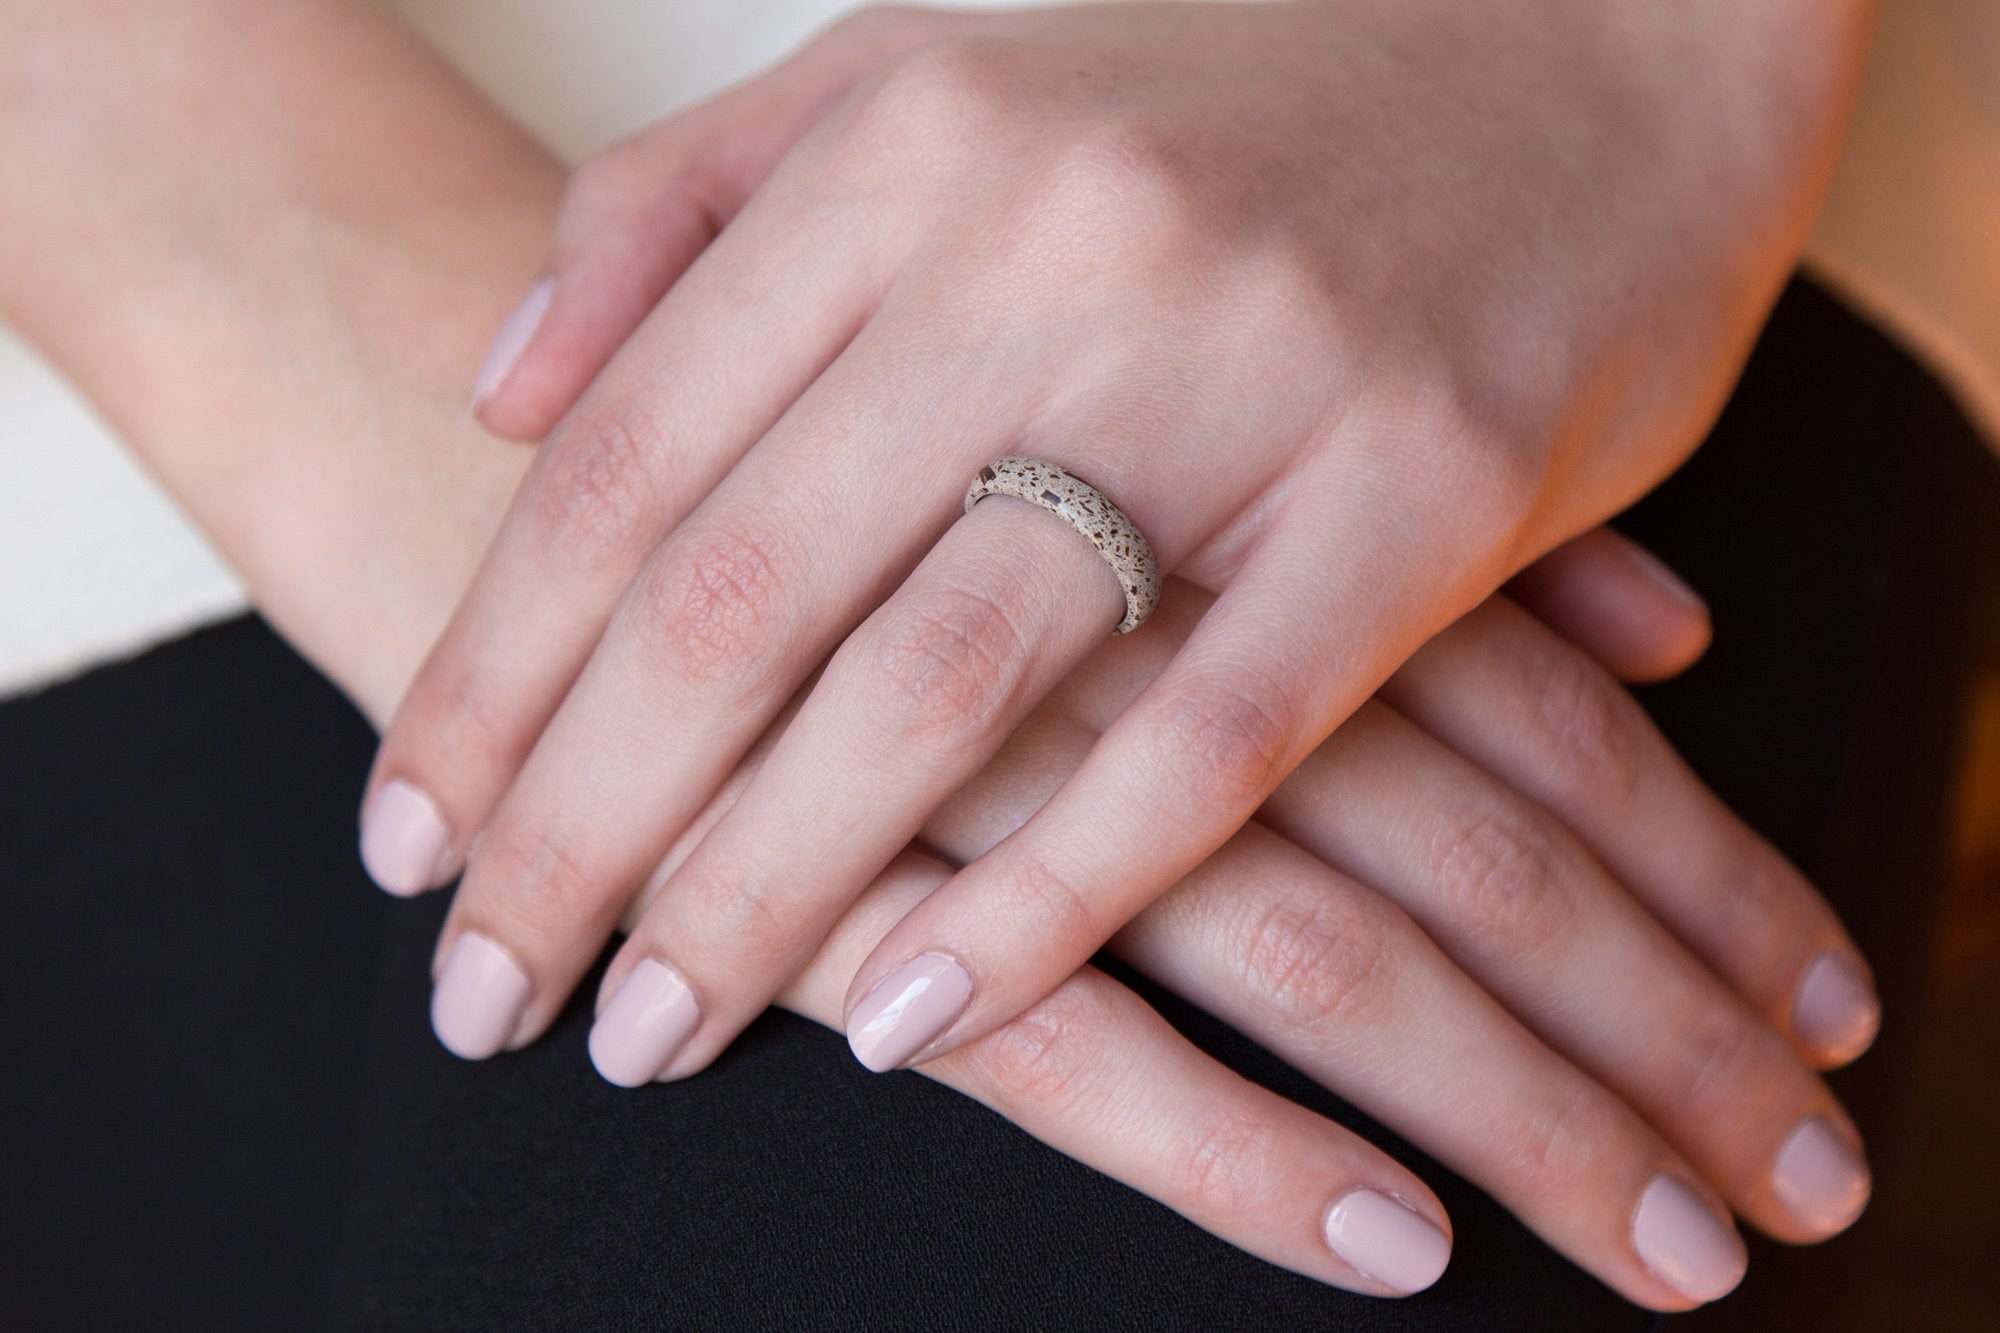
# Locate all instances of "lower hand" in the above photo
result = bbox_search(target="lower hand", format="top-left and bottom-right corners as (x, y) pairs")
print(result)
(569, 535), (1872, 1308)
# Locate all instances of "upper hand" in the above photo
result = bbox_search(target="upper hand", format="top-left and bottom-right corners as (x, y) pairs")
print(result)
(360, 1), (1870, 1101)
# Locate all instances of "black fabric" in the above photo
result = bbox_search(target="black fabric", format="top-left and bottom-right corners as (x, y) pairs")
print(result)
(2, 278), (1993, 1331)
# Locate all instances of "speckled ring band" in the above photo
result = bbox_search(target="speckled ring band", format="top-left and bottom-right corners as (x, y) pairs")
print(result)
(965, 457), (1161, 635)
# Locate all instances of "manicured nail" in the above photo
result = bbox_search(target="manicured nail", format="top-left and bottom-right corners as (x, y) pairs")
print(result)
(846, 953), (973, 1073)
(1771, 1118), (1870, 1236)
(588, 958), (702, 1087)
(1631, 1174), (1747, 1303)
(1323, 1189), (1451, 1295)
(471, 275), (553, 409)
(359, 778), (453, 897)
(1619, 538), (1707, 614)
(431, 930), (531, 1061)
(1792, 952), (1880, 1063)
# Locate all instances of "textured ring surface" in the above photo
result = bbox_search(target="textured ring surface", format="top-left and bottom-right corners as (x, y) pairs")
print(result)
(965, 457), (1161, 634)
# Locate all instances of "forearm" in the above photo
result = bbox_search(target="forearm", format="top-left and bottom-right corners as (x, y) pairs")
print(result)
(0, 0), (559, 720)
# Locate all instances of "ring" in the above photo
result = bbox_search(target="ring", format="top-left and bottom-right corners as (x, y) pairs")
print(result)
(965, 457), (1161, 634)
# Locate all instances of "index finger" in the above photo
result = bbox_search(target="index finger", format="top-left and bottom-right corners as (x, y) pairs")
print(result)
(357, 155), (888, 896)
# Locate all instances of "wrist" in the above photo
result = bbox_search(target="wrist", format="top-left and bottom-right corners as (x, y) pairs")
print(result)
(0, 0), (561, 724)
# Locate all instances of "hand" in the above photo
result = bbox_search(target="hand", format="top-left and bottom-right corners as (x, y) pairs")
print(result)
(1, 3), (1873, 1305)
(575, 531), (1874, 1308)
(361, 0), (1870, 1089)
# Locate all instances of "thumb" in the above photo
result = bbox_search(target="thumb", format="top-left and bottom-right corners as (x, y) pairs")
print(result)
(471, 6), (962, 440)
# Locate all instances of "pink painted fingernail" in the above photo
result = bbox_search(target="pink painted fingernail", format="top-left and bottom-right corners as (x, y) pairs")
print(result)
(359, 778), (453, 897)
(846, 954), (973, 1073)
(1792, 952), (1880, 1063)
(431, 930), (531, 1061)
(1631, 1174), (1747, 1303)
(471, 275), (553, 409)
(1323, 1190), (1451, 1295)
(1771, 1117), (1870, 1236)
(588, 958), (702, 1087)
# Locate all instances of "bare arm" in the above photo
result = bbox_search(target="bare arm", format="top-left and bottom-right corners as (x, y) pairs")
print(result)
(0, 0), (551, 719)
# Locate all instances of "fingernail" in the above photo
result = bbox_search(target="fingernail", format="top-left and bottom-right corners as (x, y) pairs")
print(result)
(359, 778), (453, 897)
(431, 930), (531, 1061)
(846, 953), (973, 1073)
(1631, 1174), (1747, 1303)
(471, 275), (554, 409)
(1771, 1117), (1870, 1236)
(1619, 538), (1707, 614)
(1792, 952), (1880, 1063)
(588, 958), (702, 1087)
(1323, 1189), (1451, 1295)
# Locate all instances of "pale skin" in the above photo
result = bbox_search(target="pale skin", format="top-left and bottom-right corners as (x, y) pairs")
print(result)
(0, 0), (1877, 1309)
(359, 0), (1879, 1144)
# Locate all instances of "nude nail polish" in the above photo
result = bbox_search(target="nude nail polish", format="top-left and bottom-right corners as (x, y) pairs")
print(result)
(431, 930), (531, 1061)
(589, 958), (702, 1087)
(1771, 1118), (1870, 1236)
(1792, 952), (1880, 1063)
(1323, 1189), (1451, 1295)
(359, 778), (453, 897)
(471, 275), (553, 408)
(1630, 1174), (1747, 1303)
(846, 954), (973, 1073)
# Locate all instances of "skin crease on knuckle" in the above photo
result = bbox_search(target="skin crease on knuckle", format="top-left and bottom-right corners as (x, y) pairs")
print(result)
(660, 851), (803, 980)
(958, 980), (1119, 1123)
(1233, 885), (1400, 1049)
(528, 399), (667, 575)
(1423, 803), (1581, 970)
(1653, 1005), (1795, 1153)
(1168, 1106), (1276, 1230)
(630, 512), (801, 687)
(1490, 1075), (1622, 1216)
(1152, 673), (1300, 811)
(404, 647), (535, 800)
(451, 823), (605, 970)
(989, 852), (1103, 957)
(1522, 636), (1650, 815)
(866, 583), (1035, 751)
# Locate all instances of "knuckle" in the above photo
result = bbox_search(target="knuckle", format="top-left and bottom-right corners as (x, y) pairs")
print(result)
(1660, 1010), (1777, 1131)
(1390, 376), (1551, 544)
(1495, 1079), (1616, 1208)
(1014, 124), (1201, 276)
(634, 516), (798, 684)
(845, 36), (1018, 159)
(1428, 805), (1577, 961)
(1528, 648), (1647, 810)
(1702, 846), (1791, 962)
(414, 653), (531, 777)
(478, 823), (605, 933)
(1155, 676), (1297, 808)
(970, 983), (1107, 1117)
(670, 860), (799, 974)
(823, 4), (938, 52)
(866, 586), (1032, 747)
(1166, 1109), (1271, 1226)
(993, 853), (1099, 947)
(532, 402), (665, 572)
(1237, 890), (1397, 1040)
